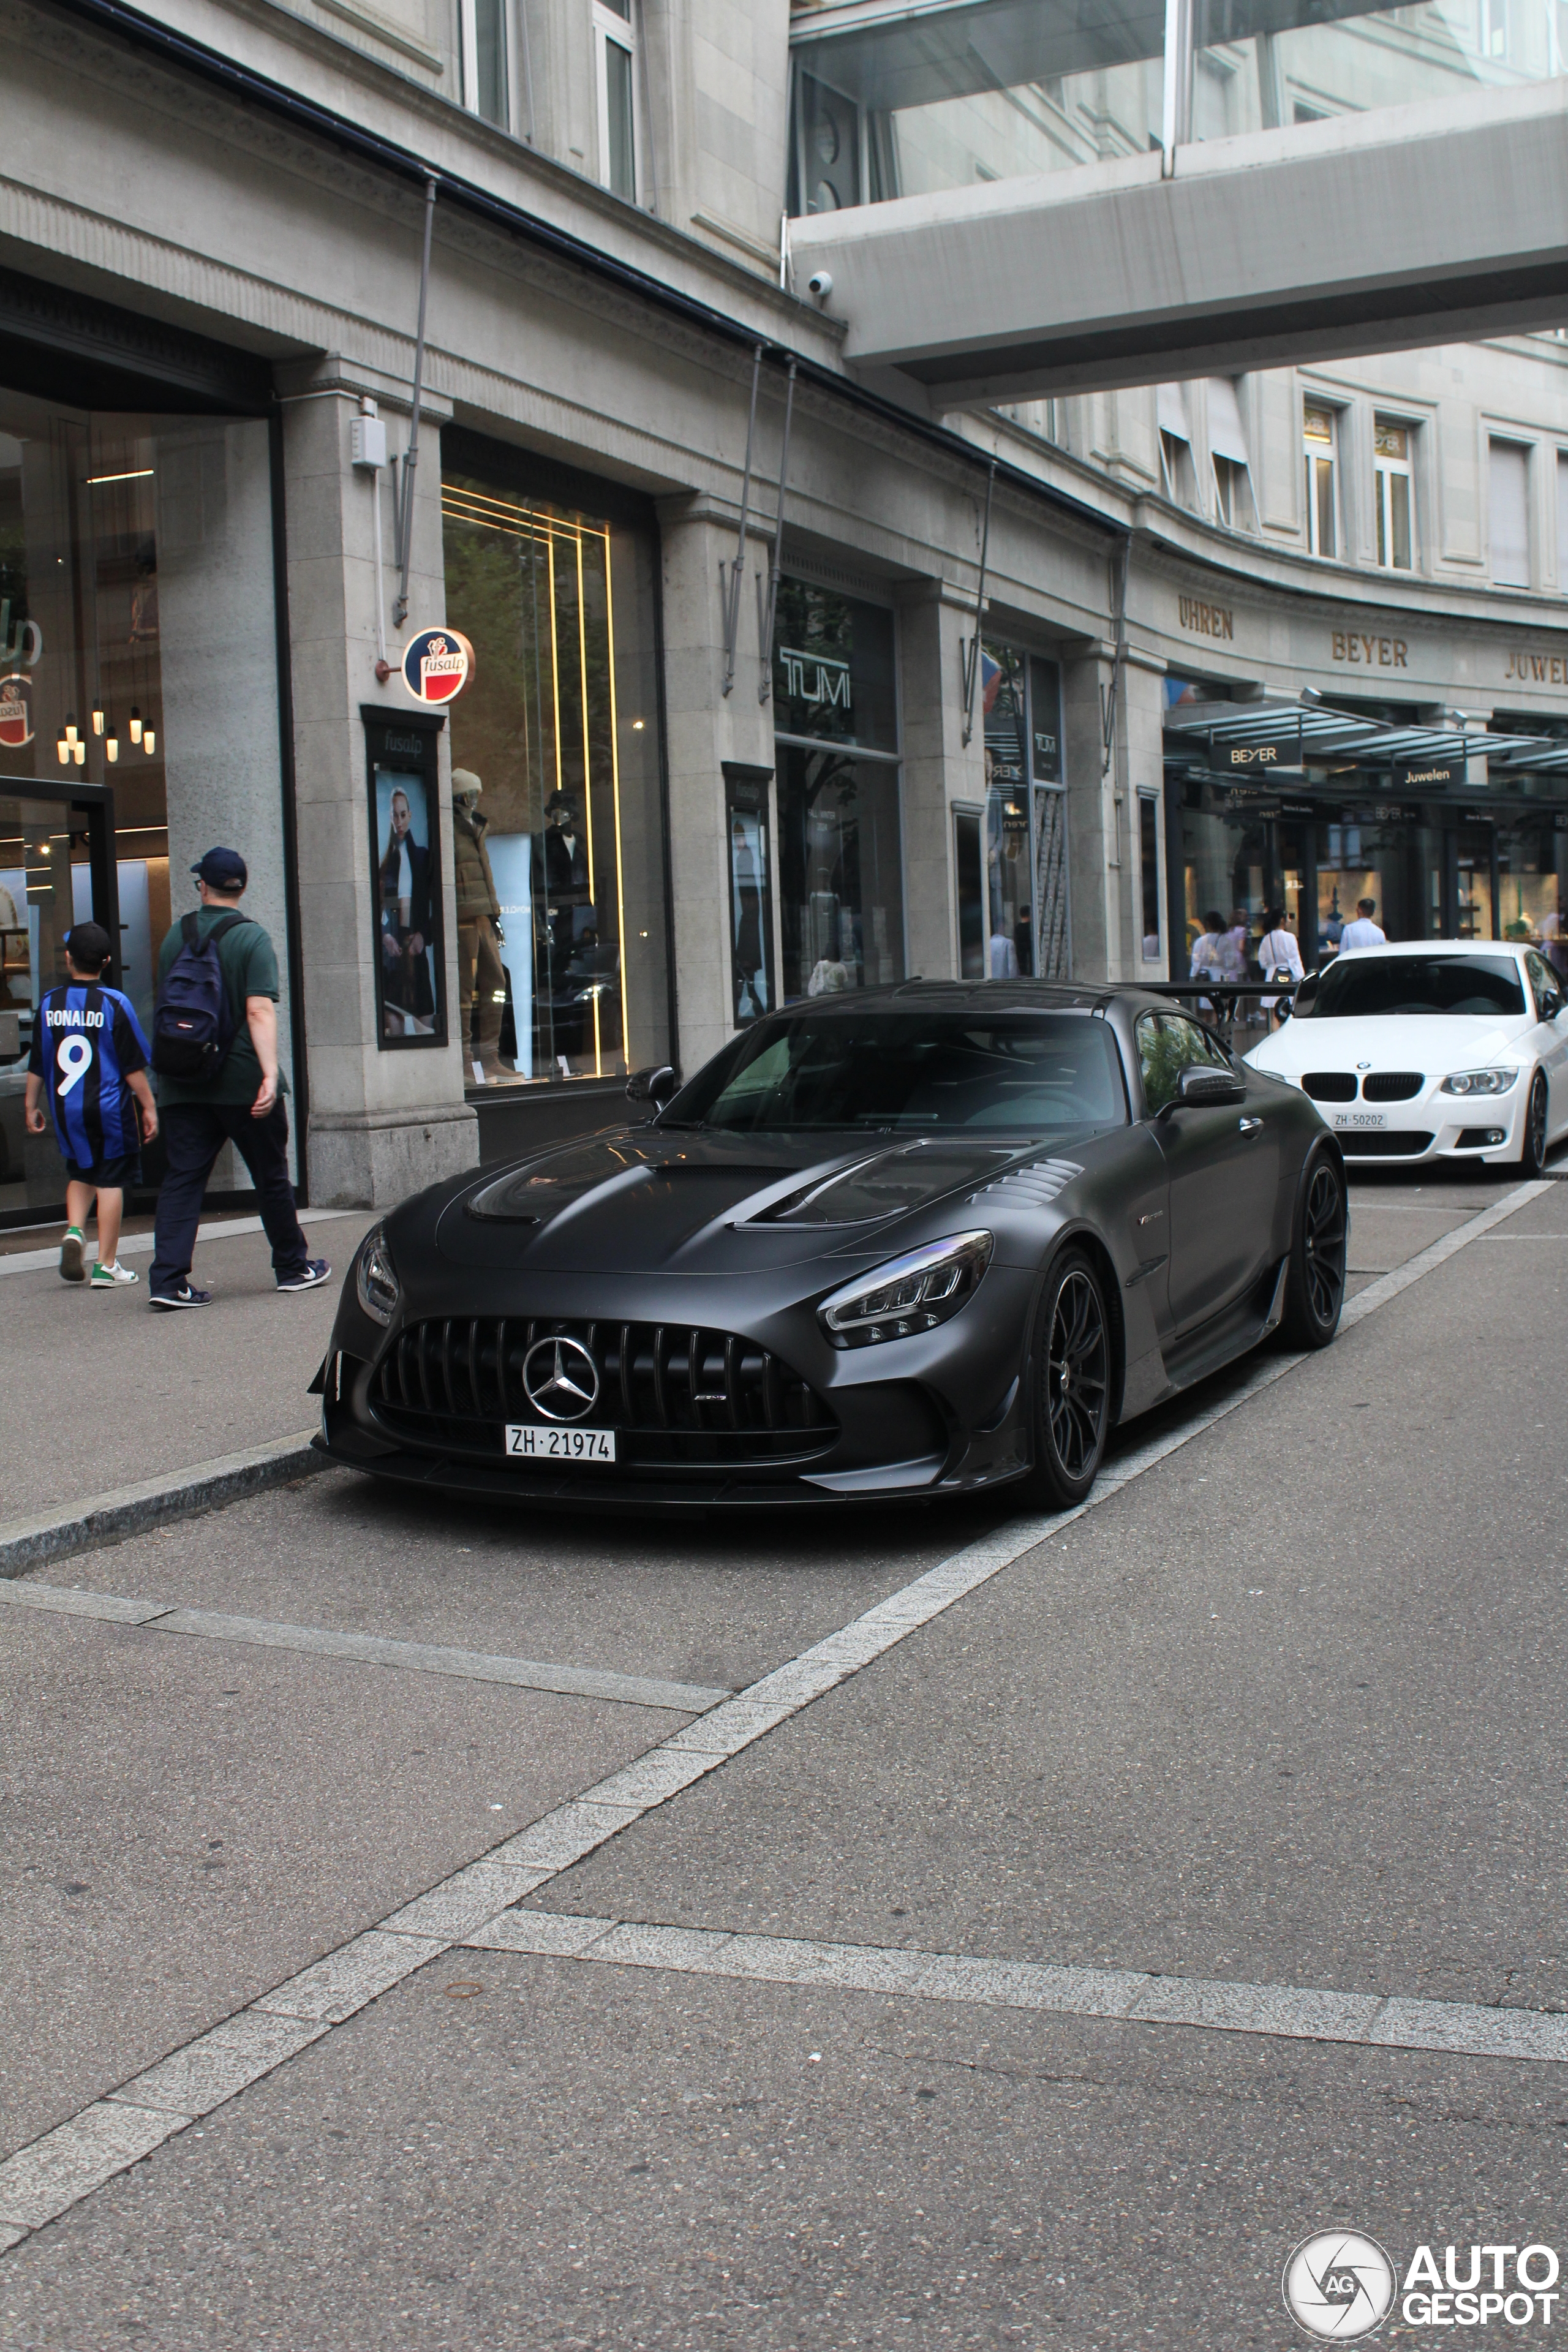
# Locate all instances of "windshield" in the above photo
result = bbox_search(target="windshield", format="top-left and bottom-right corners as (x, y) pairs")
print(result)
(1297, 955), (1526, 1020)
(671, 1012), (1129, 1133)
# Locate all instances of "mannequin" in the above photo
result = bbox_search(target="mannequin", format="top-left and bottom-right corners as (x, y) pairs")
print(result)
(451, 768), (507, 1082)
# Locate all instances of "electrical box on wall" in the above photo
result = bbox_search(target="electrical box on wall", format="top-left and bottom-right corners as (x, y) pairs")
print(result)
(351, 417), (387, 470)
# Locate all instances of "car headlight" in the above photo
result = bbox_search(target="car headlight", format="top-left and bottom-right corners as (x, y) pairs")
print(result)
(355, 1221), (400, 1326)
(818, 1231), (993, 1349)
(1439, 1068), (1517, 1096)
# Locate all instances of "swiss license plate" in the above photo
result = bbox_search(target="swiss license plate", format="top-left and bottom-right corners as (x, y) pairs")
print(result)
(1333, 1109), (1387, 1131)
(505, 1423), (617, 1463)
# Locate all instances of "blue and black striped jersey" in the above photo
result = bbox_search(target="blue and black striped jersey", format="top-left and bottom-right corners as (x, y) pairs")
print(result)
(28, 984), (151, 1167)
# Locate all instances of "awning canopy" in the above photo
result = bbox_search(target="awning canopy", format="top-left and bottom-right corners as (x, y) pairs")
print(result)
(1163, 695), (1552, 773)
(1205, 379), (1250, 466)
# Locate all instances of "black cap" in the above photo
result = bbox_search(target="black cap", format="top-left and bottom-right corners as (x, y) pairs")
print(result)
(65, 921), (111, 971)
(192, 846), (247, 890)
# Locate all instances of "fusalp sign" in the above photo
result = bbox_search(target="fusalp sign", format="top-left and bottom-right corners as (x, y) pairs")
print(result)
(401, 628), (474, 706)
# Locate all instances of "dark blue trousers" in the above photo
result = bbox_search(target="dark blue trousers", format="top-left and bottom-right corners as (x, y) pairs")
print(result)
(150, 1100), (309, 1295)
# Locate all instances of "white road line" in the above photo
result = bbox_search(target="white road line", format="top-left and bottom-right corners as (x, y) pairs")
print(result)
(0, 1582), (731, 1713)
(0, 1207), (361, 1280)
(0, 1175), (1547, 2252)
(458, 1914), (1568, 2068)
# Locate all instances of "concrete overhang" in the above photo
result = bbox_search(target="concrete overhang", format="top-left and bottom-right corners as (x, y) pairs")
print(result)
(788, 78), (1568, 404)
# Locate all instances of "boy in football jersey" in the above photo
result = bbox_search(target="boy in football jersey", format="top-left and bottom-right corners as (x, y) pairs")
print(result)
(24, 922), (159, 1286)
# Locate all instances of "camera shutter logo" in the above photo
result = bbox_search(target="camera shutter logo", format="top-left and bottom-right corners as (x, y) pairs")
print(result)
(401, 627), (474, 706)
(1283, 2231), (1396, 2339)
(522, 1336), (600, 1422)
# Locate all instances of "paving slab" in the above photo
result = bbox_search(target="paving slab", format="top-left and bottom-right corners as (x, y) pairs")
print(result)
(49, 1469), (1014, 1700)
(1, 1219), (374, 1517)
(0, 1951), (1564, 2350)
(0, 1602), (670, 2159)
(536, 1209), (1568, 2012)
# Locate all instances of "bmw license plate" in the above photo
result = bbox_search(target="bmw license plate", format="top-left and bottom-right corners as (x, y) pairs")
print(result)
(1332, 1110), (1387, 1131)
(505, 1423), (617, 1462)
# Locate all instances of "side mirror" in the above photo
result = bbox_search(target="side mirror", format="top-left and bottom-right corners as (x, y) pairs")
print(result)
(1162, 1064), (1246, 1115)
(1274, 998), (1292, 1023)
(627, 1063), (679, 1109)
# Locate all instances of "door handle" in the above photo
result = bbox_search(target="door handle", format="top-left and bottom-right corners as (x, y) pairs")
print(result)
(1238, 1115), (1264, 1134)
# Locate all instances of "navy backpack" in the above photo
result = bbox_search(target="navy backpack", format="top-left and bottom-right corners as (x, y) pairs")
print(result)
(151, 911), (246, 1082)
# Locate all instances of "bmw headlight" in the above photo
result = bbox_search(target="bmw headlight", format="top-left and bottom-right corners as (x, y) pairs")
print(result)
(1440, 1068), (1517, 1096)
(818, 1231), (993, 1349)
(355, 1221), (400, 1327)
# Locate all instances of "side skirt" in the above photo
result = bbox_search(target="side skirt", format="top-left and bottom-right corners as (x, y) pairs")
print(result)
(1159, 1259), (1289, 1394)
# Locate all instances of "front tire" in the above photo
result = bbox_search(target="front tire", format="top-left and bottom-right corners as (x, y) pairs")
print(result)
(1281, 1146), (1347, 1349)
(1023, 1248), (1111, 1509)
(1520, 1070), (1549, 1178)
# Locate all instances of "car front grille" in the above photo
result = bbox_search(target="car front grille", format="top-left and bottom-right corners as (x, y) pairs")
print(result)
(1362, 1072), (1424, 1102)
(369, 1317), (837, 1466)
(1302, 1072), (1357, 1101)
(1336, 1131), (1434, 1158)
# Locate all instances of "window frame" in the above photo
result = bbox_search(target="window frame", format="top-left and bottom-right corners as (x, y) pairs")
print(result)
(457, 0), (508, 126)
(593, 0), (638, 204)
(1488, 434), (1533, 589)
(1302, 402), (1338, 559)
(1373, 417), (1415, 572)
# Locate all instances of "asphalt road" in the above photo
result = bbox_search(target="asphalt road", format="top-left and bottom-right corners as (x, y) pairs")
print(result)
(1, 1166), (1564, 2349)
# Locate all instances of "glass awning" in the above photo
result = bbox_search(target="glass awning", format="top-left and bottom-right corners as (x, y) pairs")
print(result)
(1163, 696), (1553, 773)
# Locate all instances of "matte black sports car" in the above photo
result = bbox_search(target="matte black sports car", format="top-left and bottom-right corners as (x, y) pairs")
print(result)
(312, 983), (1347, 1512)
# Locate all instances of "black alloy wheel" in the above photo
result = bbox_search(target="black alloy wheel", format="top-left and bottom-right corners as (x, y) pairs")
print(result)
(1521, 1070), (1549, 1178)
(1029, 1248), (1110, 1507)
(1281, 1148), (1347, 1349)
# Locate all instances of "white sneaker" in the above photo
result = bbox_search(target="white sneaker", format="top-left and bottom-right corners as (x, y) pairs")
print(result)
(89, 1260), (140, 1286)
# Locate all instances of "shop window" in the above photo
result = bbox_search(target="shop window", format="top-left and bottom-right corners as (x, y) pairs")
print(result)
(594, 0), (637, 202)
(1137, 793), (1162, 963)
(1373, 420), (1414, 571)
(979, 641), (1033, 976)
(0, 393), (287, 1210)
(458, 0), (508, 126)
(771, 579), (904, 1002)
(440, 439), (669, 1087)
(1207, 379), (1257, 532)
(1303, 405), (1337, 557)
(1490, 438), (1531, 587)
(1030, 655), (1069, 979)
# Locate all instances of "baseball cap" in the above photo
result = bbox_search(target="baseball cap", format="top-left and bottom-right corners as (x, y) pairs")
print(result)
(192, 846), (247, 890)
(65, 921), (111, 971)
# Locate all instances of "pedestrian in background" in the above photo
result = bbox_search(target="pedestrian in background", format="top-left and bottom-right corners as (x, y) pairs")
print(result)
(1340, 897), (1387, 951)
(148, 846), (328, 1310)
(1257, 903), (1305, 1020)
(23, 921), (157, 1287)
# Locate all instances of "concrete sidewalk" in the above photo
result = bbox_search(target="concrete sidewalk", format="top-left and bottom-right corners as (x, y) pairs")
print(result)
(1, 1210), (374, 1523)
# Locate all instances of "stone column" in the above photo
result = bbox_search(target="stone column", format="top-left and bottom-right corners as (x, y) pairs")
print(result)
(657, 496), (778, 1079)
(276, 353), (478, 1207)
(897, 581), (987, 983)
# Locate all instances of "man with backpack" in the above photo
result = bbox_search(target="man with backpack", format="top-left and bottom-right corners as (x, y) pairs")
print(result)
(148, 846), (328, 1309)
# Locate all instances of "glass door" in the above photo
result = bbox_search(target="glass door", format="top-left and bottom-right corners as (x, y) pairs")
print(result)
(0, 783), (118, 1214)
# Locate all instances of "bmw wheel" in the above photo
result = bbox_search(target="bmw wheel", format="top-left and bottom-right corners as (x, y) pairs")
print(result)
(1520, 1069), (1549, 1178)
(1025, 1248), (1110, 1509)
(1281, 1146), (1347, 1350)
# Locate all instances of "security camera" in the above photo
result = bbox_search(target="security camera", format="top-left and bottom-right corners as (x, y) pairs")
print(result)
(807, 269), (834, 301)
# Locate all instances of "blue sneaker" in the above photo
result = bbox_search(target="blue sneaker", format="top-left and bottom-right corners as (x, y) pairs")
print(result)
(151, 1283), (212, 1310)
(276, 1259), (331, 1293)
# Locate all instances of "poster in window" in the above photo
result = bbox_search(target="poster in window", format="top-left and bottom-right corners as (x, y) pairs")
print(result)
(372, 760), (446, 1046)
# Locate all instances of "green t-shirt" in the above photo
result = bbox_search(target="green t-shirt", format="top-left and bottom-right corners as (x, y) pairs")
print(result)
(154, 907), (288, 1108)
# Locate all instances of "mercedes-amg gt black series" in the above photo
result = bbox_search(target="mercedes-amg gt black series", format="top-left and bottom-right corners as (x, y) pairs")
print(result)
(313, 983), (1346, 1512)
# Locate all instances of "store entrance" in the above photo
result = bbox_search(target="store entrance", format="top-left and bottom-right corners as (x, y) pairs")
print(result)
(0, 782), (119, 1216)
(1174, 775), (1568, 978)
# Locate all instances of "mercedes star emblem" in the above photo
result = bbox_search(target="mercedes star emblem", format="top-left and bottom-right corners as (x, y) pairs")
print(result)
(521, 1335), (601, 1422)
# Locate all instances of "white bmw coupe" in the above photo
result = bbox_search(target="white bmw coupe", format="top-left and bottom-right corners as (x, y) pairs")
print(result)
(1245, 939), (1568, 1174)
